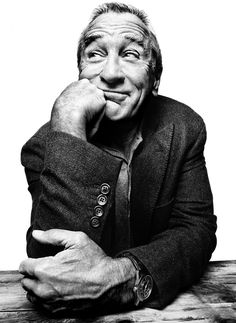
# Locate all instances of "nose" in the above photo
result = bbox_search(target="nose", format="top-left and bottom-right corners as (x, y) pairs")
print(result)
(100, 55), (125, 85)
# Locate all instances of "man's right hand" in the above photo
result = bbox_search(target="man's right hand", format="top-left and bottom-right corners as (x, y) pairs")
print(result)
(51, 79), (106, 140)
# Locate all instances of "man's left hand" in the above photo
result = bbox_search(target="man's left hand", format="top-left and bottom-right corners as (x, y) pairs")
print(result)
(19, 229), (135, 313)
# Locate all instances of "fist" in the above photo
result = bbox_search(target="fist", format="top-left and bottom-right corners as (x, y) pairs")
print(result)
(51, 79), (106, 139)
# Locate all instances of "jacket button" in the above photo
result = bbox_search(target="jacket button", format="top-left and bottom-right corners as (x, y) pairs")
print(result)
(100, 183), (110, 195)
(94, 206), (104, 217)
(97, 194), (107, 206)
(90, 216), (100, 228)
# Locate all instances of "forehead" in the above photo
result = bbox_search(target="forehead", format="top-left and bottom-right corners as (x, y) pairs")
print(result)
(85, 12), (149, 40)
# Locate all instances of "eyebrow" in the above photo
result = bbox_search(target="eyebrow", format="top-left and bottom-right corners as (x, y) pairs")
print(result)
(124, 34), (146, 48)
(83, 34), (102, 47)
(83, 33), (147, 51)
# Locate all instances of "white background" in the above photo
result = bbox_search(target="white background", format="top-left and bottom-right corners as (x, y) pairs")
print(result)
(0, 0), (235, 270)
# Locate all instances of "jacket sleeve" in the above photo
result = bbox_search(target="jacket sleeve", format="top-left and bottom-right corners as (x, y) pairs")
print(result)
(21, 129), (122, 258)
(124, 124), (217, 309)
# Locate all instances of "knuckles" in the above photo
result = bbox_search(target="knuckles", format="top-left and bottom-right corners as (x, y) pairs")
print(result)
(74, 231), (89, 245)
(56, 80), (105, 105)
(34, 284), (48, 299)
(51, 79), (106, 135)
(33, 258), (54, 278)
(34, 283), (58, 300)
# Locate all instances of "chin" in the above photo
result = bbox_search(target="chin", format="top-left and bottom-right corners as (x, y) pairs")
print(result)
(104, 112), (124, 122)
(104, 101), (127, 121)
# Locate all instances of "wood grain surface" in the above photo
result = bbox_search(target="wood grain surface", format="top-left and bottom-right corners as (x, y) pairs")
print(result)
(0, 261), (235, 322)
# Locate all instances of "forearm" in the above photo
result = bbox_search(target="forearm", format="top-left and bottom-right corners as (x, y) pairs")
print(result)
(124, 204), (216, 309)
(23, 130), (122, 257)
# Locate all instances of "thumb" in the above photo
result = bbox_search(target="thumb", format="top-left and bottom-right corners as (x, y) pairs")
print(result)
(88, 105), (105, 138)
(32, 229), (79, 248)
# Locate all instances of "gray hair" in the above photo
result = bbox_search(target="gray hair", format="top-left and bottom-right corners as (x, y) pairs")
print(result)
(77, 2), (163, 81)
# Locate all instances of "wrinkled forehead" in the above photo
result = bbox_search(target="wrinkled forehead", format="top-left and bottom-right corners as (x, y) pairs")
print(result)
(84, 12), (150, 43)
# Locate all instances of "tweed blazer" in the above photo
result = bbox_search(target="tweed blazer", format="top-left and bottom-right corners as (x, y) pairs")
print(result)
(21, 94), (217, 308)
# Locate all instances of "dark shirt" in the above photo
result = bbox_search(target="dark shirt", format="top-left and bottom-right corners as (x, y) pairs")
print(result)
(95, 130), (143, 254)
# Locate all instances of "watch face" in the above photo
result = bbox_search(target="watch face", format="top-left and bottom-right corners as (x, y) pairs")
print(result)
(137, 275), (153, 301)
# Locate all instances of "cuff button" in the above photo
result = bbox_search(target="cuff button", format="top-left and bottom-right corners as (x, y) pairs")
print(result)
(100, 183), (110, 195)
(94, 206), (104, 217)
(97, 194), (107, 206)
(90, 216), (100, 228)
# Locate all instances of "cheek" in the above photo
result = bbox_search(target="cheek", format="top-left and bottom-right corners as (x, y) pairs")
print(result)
(79, 59), (87, 73)
(79, 61), (102, 79)
(132, 75), (152, 95)
(125, 63), (152, 91)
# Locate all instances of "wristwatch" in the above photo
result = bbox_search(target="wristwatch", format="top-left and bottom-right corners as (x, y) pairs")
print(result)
(123, 254), (153, 306)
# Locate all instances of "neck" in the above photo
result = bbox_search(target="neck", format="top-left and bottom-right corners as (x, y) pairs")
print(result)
(93, 113), (142, 155)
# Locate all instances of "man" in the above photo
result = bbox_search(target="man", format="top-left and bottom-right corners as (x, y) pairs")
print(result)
(19, 2), (217, 314)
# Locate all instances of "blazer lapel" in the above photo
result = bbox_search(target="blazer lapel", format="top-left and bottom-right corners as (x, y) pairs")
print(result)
(130, 123), (174, 245)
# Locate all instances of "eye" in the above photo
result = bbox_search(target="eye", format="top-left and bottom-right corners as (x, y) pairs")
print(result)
(123, 50), (140, 59)
(87, 50), (105, 61)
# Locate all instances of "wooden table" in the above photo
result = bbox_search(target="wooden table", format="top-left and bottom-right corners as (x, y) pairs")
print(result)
(0, 261), (236, 322)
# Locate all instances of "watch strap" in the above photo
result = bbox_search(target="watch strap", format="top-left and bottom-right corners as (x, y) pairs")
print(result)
(120, 253), (153, 306)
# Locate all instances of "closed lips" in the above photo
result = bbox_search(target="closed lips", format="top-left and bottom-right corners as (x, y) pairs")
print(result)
(103, 91), (128, 102)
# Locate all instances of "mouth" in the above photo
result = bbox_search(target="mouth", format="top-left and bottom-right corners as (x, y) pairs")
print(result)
(102, 90), (128, 103)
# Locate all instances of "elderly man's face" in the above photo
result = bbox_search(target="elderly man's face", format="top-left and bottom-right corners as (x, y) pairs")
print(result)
(79, 13), (157, 121)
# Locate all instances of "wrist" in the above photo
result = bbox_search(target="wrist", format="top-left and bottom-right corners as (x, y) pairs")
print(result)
(101, 257), (136, 292)
(97, 257), (136, 306)
(119, 254), (154, 306)
(50, 110), (87, 141)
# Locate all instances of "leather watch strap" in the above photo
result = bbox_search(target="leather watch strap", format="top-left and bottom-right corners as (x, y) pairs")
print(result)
(119, 253), (153, 306)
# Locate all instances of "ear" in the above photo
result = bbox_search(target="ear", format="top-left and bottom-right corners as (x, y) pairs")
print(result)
(152, 79), (160, 97)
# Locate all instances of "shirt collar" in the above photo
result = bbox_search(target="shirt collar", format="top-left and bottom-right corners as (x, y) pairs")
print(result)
(94, 125), (143, 164)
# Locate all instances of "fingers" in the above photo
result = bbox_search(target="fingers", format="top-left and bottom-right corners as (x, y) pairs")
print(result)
(26, 291), (91, 315)
(89, 106), (106, 137)
(19, 255), (54, 278)
(22, 278), (58, 300)
(32, 229), (81, 247)
(19, 257), (41, 276)
(26, 291), (95, 314)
